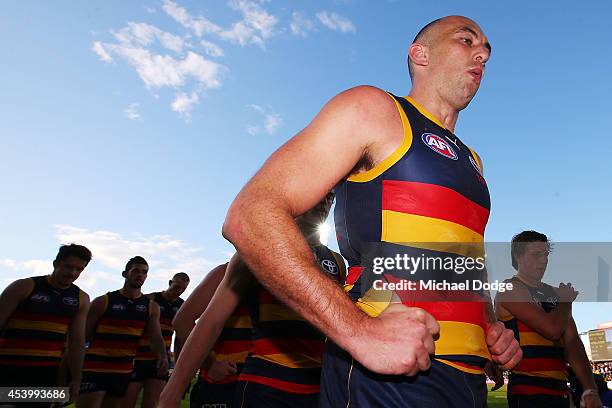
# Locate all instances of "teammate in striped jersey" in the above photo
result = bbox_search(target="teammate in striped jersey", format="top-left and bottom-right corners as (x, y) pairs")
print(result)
(496, 231), (602, 408)
(76, 256), (168, 408)
(0, 244), (92, 405)
(172, 263), (253, 408)
(122, 272), (190, 408)
(159, 194), (345, 407)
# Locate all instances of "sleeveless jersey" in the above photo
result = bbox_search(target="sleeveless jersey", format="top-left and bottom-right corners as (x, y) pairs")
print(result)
(83, 290), (150, 374)
(239, 245), (345, 393)
(135, 292), (184, 361)
(199, 303), (253, 384)
(0, 276), (83, 367)
(499, 277), (568, 396)
(335, 94), (491, 374)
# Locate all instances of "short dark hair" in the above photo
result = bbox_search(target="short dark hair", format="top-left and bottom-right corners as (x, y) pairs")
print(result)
(408, 18), (443, 80)
(510, 230), (550, 270)
(173, 272), (190, 282)
(54, 244), (92, 264)
(124, 256), (148, 273)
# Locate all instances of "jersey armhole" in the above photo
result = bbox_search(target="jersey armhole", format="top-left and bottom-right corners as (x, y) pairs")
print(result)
(467, 147), (484, 174)
(330, 251), (347, 283)
(347, 93), (413, 183)
(100, 294), (109, 314)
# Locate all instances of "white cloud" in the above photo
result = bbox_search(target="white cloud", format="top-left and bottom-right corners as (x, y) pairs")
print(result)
(113, 22), (184, 53)
(264, 113), (282, 134)
(290, 12), (315, 37)
(124, 103), (141, 120)
(316, 11), (356, 33)
(201, 40), (224, 57)
(104, 44), (225, 90)
(54, 225), (219, 297)
(171, 92), (199, 117)
(0, 259), (50, 281)
(247, 104), (282, 135)
(92, 41), (113, 62)
(220, 0), (278, 48)
(162, 0), (221, 37)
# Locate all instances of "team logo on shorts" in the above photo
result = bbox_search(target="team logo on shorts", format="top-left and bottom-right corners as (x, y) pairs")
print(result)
(31, 293), (51, 303)
(112, 303), (126, 311)
(469, 155), (482, 175)
(321, 259), (338, 275)
(421, 133), (458, 160)
(135, 304), (147, 312)
(62, 296), (78, 306)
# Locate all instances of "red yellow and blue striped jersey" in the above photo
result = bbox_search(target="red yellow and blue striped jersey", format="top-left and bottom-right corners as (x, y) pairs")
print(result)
(335, 93), (491, 374)
(199, 303), (253, 385)
(239, 245), (346, 394)
(135, 292), (184, 361)
(499, 277), (568, 396)
(83, 290), (150, 374)
(0, 276), (84, 367)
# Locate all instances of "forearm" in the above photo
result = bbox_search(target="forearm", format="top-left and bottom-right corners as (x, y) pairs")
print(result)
(566, 338), (597, 390)
(225, 202), (367, 352)
(66, 339), (85, 384)
(151, 333), (168, 361)
(173, 323), (194, 362)
(163, 318), (222, 402)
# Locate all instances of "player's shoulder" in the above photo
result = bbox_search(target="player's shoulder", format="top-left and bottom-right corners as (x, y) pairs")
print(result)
(333, 85), (396, 113)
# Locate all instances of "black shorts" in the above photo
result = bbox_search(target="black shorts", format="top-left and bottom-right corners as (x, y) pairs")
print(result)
(320, 341), (487, 408)
(130, 359), (168, 382)
(233, 380), (318, 408)
(508, 394), (570, 408)
(79, 371), (131, 397)
(190, 379), (237, 408)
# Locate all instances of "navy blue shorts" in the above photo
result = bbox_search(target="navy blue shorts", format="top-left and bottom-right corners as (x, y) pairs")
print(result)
(319, 341), (487, 408)
(233, 380), (318, 408)
(508, 394), (570, 408)
(190, 378), (237, 408)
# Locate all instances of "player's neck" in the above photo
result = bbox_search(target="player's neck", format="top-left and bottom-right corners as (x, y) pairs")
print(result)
(407, 88), (459, 132)
(120, 285), (142, 299)
(516, 272), (541, 288)
(161, 289), (177, 302)
(47, 274), (70, 290)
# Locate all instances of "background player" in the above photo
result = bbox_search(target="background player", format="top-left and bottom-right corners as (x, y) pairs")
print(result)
(122, 272), (190, 408)
(160, 194), (345, 407)
(0, 244), (91, 404)
(496, 231), (602, 408)
(76, 256), (168, 408)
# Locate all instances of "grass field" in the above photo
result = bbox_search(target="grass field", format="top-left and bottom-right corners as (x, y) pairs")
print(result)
(66, 384), (509, 407)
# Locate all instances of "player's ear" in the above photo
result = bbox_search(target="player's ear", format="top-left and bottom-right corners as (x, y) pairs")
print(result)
(409, 43), (429, 69)
(122, 270), (127, 278)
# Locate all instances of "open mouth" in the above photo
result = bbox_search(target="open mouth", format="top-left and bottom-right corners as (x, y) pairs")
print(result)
(468, 68), (482, 81)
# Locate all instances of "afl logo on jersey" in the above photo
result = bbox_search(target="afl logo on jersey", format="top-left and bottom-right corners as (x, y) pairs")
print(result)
(135, 304), (147, 312)
(320, 259), (338, 275)
(62, 297), (78, 307)
(112, 303), (126, 311)
(422, 133), (458, 160)
(31, 293), (51, 303)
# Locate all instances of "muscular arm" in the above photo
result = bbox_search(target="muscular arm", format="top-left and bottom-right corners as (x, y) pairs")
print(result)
(147, 302), (168, 369)
(160, 254), (253, 406)
(172, 264), (226, 361)
(85, 295), (107, 342)
(0, 278), (33, 330)
(222, 87), (438, 374)
(564, 318), (599, 403)
(64, 292), (90, 394)
(497, 284), (572, 341)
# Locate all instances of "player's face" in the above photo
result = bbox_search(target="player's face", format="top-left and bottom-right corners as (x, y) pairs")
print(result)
(167, 278), (189, 298)
(52, 256), (88, 288)
(517, 241), (550, 281)
(428, 17), (490, 110)
(125, 263), (149, 288)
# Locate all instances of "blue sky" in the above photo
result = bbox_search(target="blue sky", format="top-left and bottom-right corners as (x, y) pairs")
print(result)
(1, 1), (610, 335)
